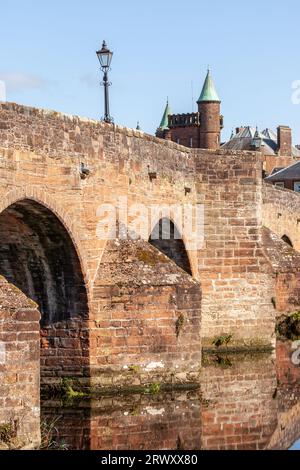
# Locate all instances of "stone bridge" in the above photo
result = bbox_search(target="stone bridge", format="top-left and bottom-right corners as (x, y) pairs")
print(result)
(0, 102), (299, 448)
(262, 184), (300, 314)
(262, 183), (300, 251)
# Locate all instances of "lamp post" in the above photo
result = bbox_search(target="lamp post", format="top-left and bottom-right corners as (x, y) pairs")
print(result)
(96, 40), (113, 123)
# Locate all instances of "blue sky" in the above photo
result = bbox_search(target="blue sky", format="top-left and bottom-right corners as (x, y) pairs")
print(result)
(290, 438), (300, 450)
(1, 0), (300, 142)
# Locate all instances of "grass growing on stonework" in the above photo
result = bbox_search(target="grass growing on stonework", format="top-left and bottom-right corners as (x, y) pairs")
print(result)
(212, 334), (233, 348)
(40, 417), (69, 450)
(0, 422), (15, 445)
(175, 314), (185, 338)
(146, 383), (161, 395)
(42, 376), (200, 402)
(128, 365), (141, 373)
(137, 249), (169, 266)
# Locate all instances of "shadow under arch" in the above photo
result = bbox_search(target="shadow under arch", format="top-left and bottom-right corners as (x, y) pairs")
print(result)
(282, 234), (293, 248)
(0, 198), (89, 378)
(149, 218), (192, 275)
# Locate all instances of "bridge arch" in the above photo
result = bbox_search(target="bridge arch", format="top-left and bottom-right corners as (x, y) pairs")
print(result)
(281, 234), (294, 248)
(0, 193), (90, 377)
(0, 186), (90, 297)
(149, 217), (193, 276)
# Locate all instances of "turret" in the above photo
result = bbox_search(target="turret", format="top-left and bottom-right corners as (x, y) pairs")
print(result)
(197, 70), (223, 150)
(156, 99), (172, 140)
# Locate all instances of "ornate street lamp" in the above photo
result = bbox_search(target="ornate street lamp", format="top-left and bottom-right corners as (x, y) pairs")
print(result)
(96, 40), (113, 123)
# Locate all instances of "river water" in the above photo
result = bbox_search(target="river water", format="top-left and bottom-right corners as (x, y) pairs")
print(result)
(41, 341), (300, 451)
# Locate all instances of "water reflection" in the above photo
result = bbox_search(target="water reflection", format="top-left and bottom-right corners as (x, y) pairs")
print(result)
(41, 341), (300, 450)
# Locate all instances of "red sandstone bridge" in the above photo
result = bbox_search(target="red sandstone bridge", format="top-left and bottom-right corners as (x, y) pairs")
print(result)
(0, 102), (300, 448)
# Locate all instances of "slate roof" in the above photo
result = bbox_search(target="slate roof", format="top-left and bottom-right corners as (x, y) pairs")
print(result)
(265, 161), (300, 181)
(222, 126), (300, 157)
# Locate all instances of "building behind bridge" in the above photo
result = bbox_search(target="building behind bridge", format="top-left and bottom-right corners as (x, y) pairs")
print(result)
(156, 71), (300, 177)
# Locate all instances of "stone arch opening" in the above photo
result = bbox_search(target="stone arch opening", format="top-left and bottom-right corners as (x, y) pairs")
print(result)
(0, 198), (89, 378)
(282, 235), (293, 248)
(149, 218), (192, 275)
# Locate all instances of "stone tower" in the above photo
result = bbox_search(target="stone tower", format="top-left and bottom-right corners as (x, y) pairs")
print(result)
(197, 70), (222, 150)
(156, 71), (223, 150)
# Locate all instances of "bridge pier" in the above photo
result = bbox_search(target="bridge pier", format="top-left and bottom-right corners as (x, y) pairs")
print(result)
(89, 239), (201, 389)
(0, 277), (40, 449)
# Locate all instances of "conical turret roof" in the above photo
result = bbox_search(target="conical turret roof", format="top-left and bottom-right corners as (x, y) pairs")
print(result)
(197, 70), (220, 103)
(158, 99), (171, 130)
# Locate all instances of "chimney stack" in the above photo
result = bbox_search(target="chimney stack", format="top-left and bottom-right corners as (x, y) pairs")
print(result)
(277, 126), (292, 156)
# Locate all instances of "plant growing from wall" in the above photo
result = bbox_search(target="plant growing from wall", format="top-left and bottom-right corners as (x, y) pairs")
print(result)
(212, 334), (233, 348)
(277, 311), (300, 340)
(0, 422), (16, 444)
(128, 365), (141, 374)
(40, 417), (69, 450)
(175, 314), (185, 338)
(61, 378), (87, 401)
(145, 383), (161, 395)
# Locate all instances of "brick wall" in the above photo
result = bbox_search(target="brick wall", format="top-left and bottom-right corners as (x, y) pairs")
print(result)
(0, 276), (40, 449)
(263, 155), (298, 176)
(168, 125), (200, 148)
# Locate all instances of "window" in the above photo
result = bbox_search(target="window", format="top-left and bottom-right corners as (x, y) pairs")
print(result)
(190, 137), (193, 148)
(177, 138), (180, 144)
(294, 182), (300, 192)
(275, 182), (285, 188)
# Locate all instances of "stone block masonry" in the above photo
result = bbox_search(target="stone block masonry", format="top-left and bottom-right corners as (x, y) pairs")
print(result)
(90, 239), (201, 387)
(262, 184), (300, 315)
(262, 183), (300, 251)
(196, 151), (275, 349)
(0, 101), (283, 390)
(0, 276), (40, 449)
(261, 228), (300, 315)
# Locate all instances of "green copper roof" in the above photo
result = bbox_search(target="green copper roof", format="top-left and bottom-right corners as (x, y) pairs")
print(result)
(198, 70), (220, 103)
(159, 99), (171, 130)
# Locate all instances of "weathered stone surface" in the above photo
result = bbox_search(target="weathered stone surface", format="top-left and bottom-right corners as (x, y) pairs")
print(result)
(262, 227), (300, 315)
(0, 276), (40, 449)
(263, 183), (300, 252)
(90, 239), (201, 385)
(0, 101), (291, 387)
